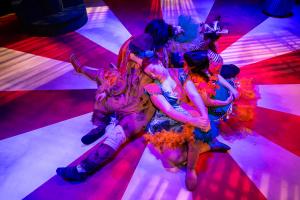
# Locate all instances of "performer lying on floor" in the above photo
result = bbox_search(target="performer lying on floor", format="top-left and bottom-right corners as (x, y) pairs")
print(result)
(139, 54), (231, 191)
(56, 19), (176, 181)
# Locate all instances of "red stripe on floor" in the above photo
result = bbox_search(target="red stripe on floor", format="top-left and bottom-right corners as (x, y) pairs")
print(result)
(1, 19), (116, 69)
(250, 107), (300, 156)
(193, 152), (266, 199)
(24, 137), (146, 200)
(239, 50), (300, 84)
(0, 90), (95, 140)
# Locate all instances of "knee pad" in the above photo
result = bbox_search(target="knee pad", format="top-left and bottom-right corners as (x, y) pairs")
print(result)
(103, 125), (127, 150)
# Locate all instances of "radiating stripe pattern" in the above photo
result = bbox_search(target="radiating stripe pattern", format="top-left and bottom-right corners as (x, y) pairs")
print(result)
(76, 1), (131, 54)
(0, 0), (300, 200)
(221, 7), (300, 67)
(0, 113), (98, 200)
(0, 48), (96, 91)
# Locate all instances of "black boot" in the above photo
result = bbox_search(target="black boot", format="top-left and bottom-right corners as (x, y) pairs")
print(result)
(81, 126), (105, 145)
(56, 166), (87, 181)
(209, 139), (230, 152)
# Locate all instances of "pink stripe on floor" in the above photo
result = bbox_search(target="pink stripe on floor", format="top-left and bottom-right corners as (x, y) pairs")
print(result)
(222, 107), (300, 157)
(0, 90), (95, 140)
(250, 107), (300, 156)
(239, 50), (300, 84)
(193, 152), (266, 199)
(2, 30), (117, 69)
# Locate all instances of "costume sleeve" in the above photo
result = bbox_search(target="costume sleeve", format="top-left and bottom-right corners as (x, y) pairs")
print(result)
(117, 37), (133, 74)
(178, 68), (188, 85)
(144, 83), (162, 96)
(207, 50), (223, 74)
(95, 68), (122, 95)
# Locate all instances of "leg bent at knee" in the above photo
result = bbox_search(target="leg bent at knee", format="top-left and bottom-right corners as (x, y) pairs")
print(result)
(103, 125), (127, 151)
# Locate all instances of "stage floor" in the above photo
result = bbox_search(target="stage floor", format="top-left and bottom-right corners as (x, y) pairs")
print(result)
(0, 0), (300, 199)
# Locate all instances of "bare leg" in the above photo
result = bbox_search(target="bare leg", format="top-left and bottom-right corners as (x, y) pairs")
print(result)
(184, 139), (229, 190)
(161, 146), (187, 172)
(185, 140), (209, 191)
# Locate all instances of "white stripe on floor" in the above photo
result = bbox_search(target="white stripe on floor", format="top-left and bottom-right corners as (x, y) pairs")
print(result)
(221, 6), (300, 67)
(76, 1), (131, 54)
(0, 47), (96, 91)
(161, 0), (215, 24)
(218, 132), (300, 200)
(257, 84), (300, 116)
(0, 113), (102, 200)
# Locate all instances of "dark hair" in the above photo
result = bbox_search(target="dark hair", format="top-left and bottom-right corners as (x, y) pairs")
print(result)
(220, 64), (240, 79)
(145, 19), (173, 49)
(204, 32), (220, 42)
(129, 34), (155, 59)
(184, 50), (209, 81)
(204, 32), (220, 53)
(141, 55), (160, 71)
(175, 15), (198, 43)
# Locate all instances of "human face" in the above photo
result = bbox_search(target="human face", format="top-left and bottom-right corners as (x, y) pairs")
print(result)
(143, 62), (168, 80)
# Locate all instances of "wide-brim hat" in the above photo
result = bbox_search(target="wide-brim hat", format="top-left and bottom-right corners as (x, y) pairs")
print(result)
(175, 15), (199, 43)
